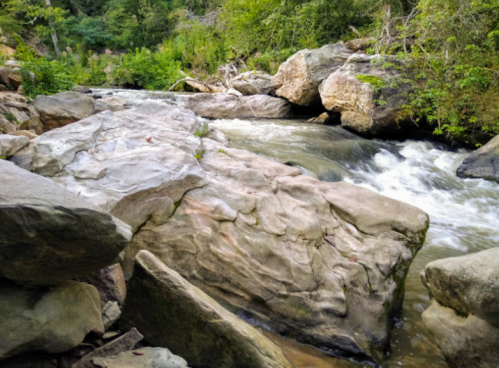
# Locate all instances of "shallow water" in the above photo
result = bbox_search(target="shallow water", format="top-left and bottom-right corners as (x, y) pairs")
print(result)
(94, 89), (499, 367)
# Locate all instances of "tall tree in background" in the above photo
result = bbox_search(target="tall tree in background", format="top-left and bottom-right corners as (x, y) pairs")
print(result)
(44, 0), (61, 56)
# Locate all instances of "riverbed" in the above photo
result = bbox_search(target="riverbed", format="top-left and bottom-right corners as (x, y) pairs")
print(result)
(93, 89), (499, 367)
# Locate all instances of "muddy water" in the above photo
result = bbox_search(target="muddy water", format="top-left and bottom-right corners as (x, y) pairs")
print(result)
(93, 89), (499, 367)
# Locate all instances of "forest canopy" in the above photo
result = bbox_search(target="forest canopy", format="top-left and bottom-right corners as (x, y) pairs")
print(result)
(1, 0), (498, 144)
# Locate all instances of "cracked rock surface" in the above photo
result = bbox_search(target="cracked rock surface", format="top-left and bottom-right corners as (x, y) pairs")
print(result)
(14, 100), (429, 362)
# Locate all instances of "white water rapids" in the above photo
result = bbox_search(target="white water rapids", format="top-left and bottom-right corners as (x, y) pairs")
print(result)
(93, 89), (499, 367)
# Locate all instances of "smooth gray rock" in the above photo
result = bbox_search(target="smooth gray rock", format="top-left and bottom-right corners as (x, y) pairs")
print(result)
(421, 248), (499, 368)
(273, 43), (353, 106)
(0, 159), (132, 286)
(120, 251), (294, 368)
(91, 347), (189, 368)
(94, 97), (131, 114)
(229, 71), (275, 96)
(0, 280), (104, 360)
(184, 93), (292, 119)
(456, 134), (499, 182)
(34, 91), (96, 131)
(0, 134), (28, 157)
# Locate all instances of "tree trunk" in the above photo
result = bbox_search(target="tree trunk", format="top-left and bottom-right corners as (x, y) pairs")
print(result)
(44, 0), (61, 57)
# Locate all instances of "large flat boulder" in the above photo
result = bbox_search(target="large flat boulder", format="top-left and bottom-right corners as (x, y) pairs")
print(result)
(92, 347), (190, 368)
(34, 91), (96, 131)
(319, 54), (412, 137)
(14, 102), (429, 363)
(0, 160), (132, 286)
(120, 250), (293, 368)
(0, 280), (104, 360)
(421, 248), (499, 367)
(184, 93), (292, 119)
(456, 134), (499, 182)
(273, 44), (353, 106)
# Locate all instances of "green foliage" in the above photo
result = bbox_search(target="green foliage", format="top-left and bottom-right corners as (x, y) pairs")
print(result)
(194, 122), (209, 138)
(217, 147), (227, 154)
(3, 112), (18, 123)
(194, 148), (205, 161)
(355, 74), (384, 91)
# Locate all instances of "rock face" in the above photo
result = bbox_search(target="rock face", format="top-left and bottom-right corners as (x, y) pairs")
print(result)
(94, 97), (131, 114)
(319, 54), (412, 137)
(0, 135), (29, 157)
(456, 134), (499, 182)
(33, 91), (96, 131)
(273, 44), (353, 106)
(91, 347), (190, 368)
(0, 280), (104, 360)
(421, 248), (499, 368)
(0, 67), (22, 89)
(120, 250), (293, 368)
(0, 160), (132, 286)
(15, 102), (429, 362)
(184, 93), (292, 119)
(229, 71), (275, 96)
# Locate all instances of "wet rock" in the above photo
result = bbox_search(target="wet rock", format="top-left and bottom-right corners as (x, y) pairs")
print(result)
(273, 43), (353, 106)
(306, 112), (336, 125)
(0, 280), (104, 360)
(91, 347), (189, 368)
(421, 247), (499, 368)
(83, 264), (127, 305)
(229, 71), (275, 96)
(73, 328), (143, 368)
(319, 54), (412, 137)
(94, 97), (131, 114)
(21, 103), (429, 362)
(185, 93), (292, 119)
(456, 134), (499, 182)
(0, 160), (132, 286)
(33, 91), (96, 131)
(120, 250), (294, 368)
(0, 134), (29, 157)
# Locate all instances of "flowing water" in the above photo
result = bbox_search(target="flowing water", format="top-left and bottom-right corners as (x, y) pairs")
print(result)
(93, 89), (499, 367)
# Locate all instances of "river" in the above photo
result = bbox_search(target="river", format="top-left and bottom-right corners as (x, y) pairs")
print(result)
(93, 89), (499, 367)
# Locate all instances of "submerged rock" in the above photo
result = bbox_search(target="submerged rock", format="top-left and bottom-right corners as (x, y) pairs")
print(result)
(273, 44), (353, 106)
(33, 91), (96, 131)
(0, 280), (104, 360)
(456, 134), (499, 183)
(16, 102), (429, 362)
(184, 93), (292, 119)
(0, 160), (132, 286)
(120, 250), (294, 368)
(319, 54), (412, 137)
(421, 248), (499, 368)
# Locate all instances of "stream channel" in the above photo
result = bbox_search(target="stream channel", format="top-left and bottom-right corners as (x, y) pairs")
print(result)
(94, 89), (499, 368)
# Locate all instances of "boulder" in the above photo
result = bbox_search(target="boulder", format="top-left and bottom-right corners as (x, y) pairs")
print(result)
(120, 250), (294, 368)
(0, 280), (104, 360)
(94, 97), (131, 114)
(91, 347), (190, 368)
(102, 301), (121, 329)
(421, 248), (499, 368)
(0, 115), (17, 134)
(0, 134), (29, 157)
(0, 159), (132, 286)
(273, 43), (353, 106)
(82, 264), (127, 305)
(0, 67), (22, 89)
(19, 115), (43, 135)
(319, 54), (412, 137)
(456, 134), (499, 182)
(74, 86), (92, 94)
(17, 103), (429, 362)
(229, 71), (275, 96)
(0, 46), (16, 57)
(33, 91), (96, 131)
(184, 93), (292, 119)
(345, 38), (376, 52)
(10, 130), (38, 140)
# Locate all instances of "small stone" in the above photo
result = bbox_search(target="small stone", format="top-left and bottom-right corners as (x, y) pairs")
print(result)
(102, 301), (121, 330)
